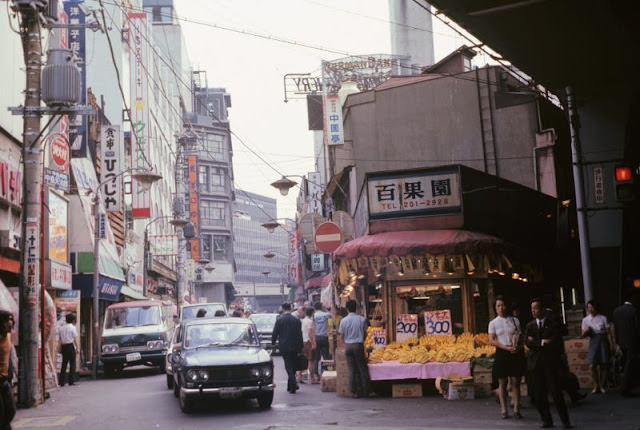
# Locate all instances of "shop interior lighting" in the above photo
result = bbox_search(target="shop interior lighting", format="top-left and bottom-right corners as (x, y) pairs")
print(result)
(451, 285), (461, 289)
(412, 296), (430, 300)
(512, 272), (520, 279)
(465, 255), (475, 275)
(422, 256), (431, 276)
(357, 272), (366, 280)
(397, 262), (405, 277)
(444, 257), (455, 275)
(375, 282), (383, 290)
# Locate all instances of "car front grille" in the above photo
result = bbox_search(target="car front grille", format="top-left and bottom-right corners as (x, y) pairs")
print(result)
(202, 366), (261, 387)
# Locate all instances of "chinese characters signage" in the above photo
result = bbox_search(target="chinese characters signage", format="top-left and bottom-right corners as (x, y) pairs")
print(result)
(0, 161), (21, 207)
(367, 169), (461, 219)
(323, 95), (344, 146)
(129, 12), (152, 218)
(100, 125), (123, 212)
(307, 171), (323, 214)
(395, 314), (418, 343)
(188, 155), (200, 260)
(64, 1), (87, 158)
(149, 235), (178, 256)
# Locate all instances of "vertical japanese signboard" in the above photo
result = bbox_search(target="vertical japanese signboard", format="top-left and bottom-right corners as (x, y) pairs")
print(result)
(100, 125), (123, 212)
(367, 168), (462, 219)
(187, 155), (199, 260)
(323, 95), (344, 146)
(395, 314), (418, 343)
(307, 171), (323, 214)
(64, 1), (87, 158)
(128, 12), (152, 218)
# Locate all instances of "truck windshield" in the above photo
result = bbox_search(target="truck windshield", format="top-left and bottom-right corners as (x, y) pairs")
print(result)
(104, 306), (161, 329)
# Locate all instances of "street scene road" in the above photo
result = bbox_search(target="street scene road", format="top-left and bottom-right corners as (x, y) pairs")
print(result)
(11, 356), (640, 430)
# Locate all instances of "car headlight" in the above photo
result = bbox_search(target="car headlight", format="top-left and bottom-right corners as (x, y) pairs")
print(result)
(198, 370), (209, 381)
(147, 340), (164, 349)
(186, 369), (198, 381)
(102, 344), (119, 354)
(250, 368), (260, 377)
(262, 367), (272, 378)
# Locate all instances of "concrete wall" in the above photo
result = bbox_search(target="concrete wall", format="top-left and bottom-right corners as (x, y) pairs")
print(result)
(337, 66), (541, 202)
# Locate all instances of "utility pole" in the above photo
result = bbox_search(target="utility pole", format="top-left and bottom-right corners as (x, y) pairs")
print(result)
(15, 1), (44, 407)
(174, 135), (186, 314)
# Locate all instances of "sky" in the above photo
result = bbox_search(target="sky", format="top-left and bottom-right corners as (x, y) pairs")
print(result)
(172, 0), (473, 218)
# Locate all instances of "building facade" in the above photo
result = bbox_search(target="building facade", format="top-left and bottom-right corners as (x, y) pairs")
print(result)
(233, 190), (289, 312)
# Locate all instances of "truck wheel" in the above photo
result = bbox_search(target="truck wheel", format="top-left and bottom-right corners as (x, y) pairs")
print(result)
(257, 391), (273, 409)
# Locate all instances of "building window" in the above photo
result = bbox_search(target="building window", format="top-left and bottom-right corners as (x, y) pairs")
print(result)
(198, 165), (209, 192)
(200, 200), (226, 226)
(213, 236), (227, 261)
(144, 6), (173, 23)
(210, 167), (225, 192)
(203, 133), (223, 154)
(201, 234), (212, 261)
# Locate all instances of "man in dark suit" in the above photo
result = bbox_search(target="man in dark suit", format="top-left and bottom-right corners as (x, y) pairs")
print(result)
(526, 298), (573, 429)
(272, 302), (303, 393)
(612, 294), (640, 396)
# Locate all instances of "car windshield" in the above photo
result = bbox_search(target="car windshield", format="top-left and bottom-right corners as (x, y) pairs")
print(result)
(250, 314), (277, 331)
(184, 322), (259, 349)
(181, 304), (226, 320)
(104, 306), (161, 329)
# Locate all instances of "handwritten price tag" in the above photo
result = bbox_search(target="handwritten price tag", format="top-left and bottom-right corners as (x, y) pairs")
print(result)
(372, 329), (386, 349)
(424, 309), (452, 335)
(396, 314), (418, 343)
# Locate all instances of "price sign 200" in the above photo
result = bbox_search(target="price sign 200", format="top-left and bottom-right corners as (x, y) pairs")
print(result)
(396, 314), (418, 342)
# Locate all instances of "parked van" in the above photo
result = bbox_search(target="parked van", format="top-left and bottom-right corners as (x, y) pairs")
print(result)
(101, 300), (177, 377)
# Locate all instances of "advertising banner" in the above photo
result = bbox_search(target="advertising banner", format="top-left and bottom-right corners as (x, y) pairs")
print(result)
(187, 155), (200, 260)
(149, 234), (178, 256)
(48, 190), (68, 263)
(129, 12), (152, 218)
(323, 95), (344, 146)
(100, 125), (123, 212)
(64, 1), (87, 158)
(44, 133), (70, 192)
(307, 171), (323, 214)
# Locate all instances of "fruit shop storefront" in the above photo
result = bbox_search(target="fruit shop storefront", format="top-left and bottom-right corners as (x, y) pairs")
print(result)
(330, 165), (557, 394)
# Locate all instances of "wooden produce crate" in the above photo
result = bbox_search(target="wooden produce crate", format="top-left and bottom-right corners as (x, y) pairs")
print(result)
(564, 338), (589, 353)
(321, 370), (337, 392)
(392, 383), (422, 398)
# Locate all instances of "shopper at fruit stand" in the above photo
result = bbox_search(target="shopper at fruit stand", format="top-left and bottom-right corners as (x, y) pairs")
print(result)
(302, 307), (318, 384)
(488, 296), (523, 419)
(525, 298), (573, 429)
(338, 299), (371, 398)
(313, 302), (332, 368)
(612, 293), (640, 397)
(581, 300), (613, 394)
(272, 302), (304, 394)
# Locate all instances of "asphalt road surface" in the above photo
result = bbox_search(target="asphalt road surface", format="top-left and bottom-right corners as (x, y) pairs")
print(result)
(12, 356), (640, 430)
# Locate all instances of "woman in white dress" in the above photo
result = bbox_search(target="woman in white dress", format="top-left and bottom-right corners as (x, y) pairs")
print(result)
(581, 300), (612, 394)
(488, 296), (522, 419)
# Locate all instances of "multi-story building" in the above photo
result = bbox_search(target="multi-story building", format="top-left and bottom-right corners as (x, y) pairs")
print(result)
(233, 190), (290, 312)
(185, 74), (235, 304)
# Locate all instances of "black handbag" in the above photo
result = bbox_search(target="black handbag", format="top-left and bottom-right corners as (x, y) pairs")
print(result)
(296, 353), (308, 371)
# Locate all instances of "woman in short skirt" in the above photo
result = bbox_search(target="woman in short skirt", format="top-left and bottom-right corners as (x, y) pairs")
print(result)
(488, 296), (522, 419)
(581, 300), (612, 393)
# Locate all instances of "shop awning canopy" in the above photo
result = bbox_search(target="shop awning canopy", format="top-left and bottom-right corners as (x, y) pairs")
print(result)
(304, 273), (331, 290)
(333, 229), (506, 259)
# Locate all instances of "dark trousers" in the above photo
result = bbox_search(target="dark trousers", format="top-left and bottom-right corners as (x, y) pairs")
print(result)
(60, 343), (76, 386)
(0, 380), (15, 430)
(313, 335), (330, 375)
(533, 364), (570, 426)
(620, 347), (638, 394)
(345, 342), (370, 396)
(281, 351), (298, 392)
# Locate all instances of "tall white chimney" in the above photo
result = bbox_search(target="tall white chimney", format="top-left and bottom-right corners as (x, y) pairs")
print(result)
(389, 0), (435, 73)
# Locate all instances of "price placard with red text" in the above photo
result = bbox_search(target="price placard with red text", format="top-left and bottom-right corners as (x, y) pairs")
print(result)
(424, 309), (452, 335)
(396, 314), (418, 343)
(372, 329), (386, 349)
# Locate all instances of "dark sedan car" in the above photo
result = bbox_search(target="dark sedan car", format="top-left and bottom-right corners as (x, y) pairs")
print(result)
(249, 313), (279, 353)
(171, 317), (274, 413)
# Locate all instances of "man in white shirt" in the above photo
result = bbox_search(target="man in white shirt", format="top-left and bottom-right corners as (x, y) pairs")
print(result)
(58, 313), (79, 386)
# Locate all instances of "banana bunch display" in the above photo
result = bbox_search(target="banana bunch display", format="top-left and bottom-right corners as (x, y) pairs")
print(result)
(367, 333), (495, 364)
(365, 327), (375, 349)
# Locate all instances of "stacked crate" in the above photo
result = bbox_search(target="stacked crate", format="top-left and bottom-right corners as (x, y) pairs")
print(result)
(472, 365), (493, 397)
(335, 347), (351, 397)
(565, 338), (592, 389)
(565, 309), (584, 337)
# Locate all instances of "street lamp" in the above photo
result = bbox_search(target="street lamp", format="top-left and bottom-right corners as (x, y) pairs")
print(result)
(260, 218), (297, 234)
(270, 174), (347, 199)
(90, 168), (161, 380)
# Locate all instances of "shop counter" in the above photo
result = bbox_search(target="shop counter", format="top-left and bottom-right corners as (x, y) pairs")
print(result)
(368, 360), (471, 381)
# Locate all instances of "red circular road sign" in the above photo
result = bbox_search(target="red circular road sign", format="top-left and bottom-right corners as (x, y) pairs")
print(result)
(50, 135), (70, 172)
(314, 221), (343, 253)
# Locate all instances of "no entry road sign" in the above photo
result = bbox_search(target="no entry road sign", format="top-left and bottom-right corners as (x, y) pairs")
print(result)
(314, 221), (343, 253)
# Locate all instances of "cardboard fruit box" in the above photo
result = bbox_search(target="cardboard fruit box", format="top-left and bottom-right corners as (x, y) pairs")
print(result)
(447, 382), (475, 400)
(566, 351), (589, 365)
(392, 383), (423, 398)
(321, 370), (337, 392)
(565, 338), (589, 353)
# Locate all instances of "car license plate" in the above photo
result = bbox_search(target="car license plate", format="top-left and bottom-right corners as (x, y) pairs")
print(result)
(219, 388), (241, 399)
(126, 352), (141, 362)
